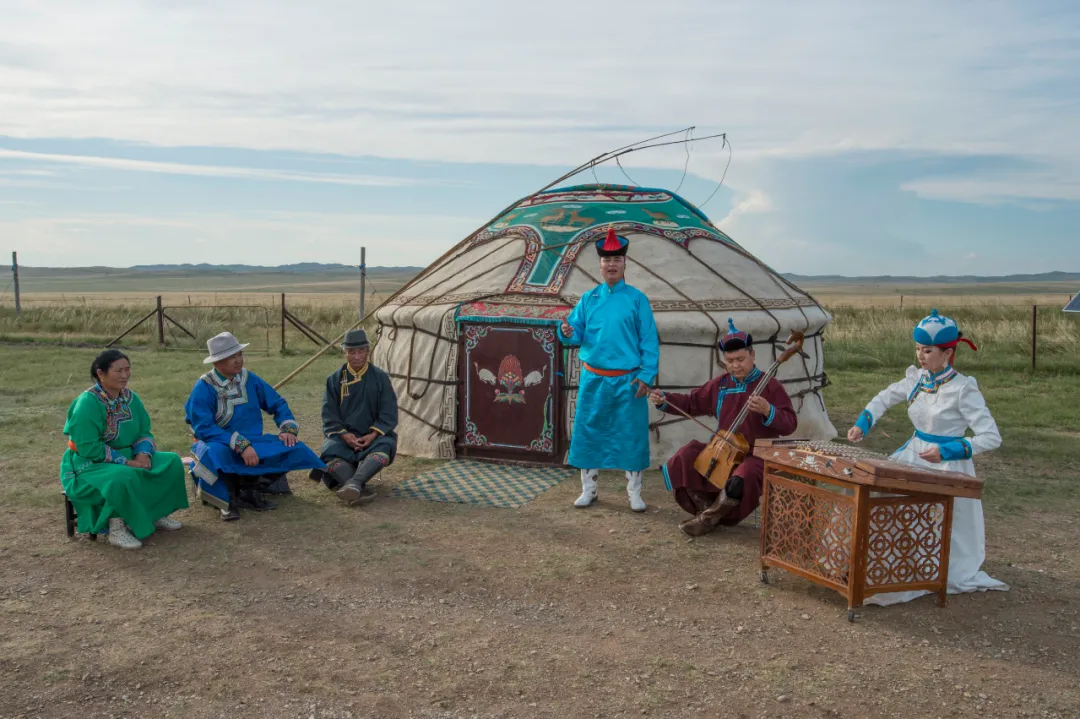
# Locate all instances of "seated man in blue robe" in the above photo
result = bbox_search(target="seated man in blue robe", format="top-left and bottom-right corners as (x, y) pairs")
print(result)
(309, 329), (398, 506)
(185, 332), (324, 520)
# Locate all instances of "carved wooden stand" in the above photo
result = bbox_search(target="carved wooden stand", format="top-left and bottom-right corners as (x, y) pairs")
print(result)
(754, 439), (982, 621)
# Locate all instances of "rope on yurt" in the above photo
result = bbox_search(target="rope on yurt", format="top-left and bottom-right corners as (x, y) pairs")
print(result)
(697, 135), (733, 211)
(674, 127), (693, 194)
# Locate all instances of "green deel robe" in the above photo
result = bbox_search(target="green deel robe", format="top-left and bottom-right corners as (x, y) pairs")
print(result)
(59, 386), (189, 539)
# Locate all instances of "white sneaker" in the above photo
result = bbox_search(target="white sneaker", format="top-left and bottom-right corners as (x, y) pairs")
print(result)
(107, 518), (142, 550)
(626, 471), (647, 513)
(153, 516), (183, 531)
(574, 469), (598, 508)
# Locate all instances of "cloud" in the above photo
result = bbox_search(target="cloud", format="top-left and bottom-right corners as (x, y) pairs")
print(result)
(716, 189), (772, 232)
(0, 211), (488, 267)
(0, 148), (457, 187)
(1, 1), (1077, 198)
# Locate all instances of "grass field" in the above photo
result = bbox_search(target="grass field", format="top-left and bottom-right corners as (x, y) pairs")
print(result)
(2, 277), (1079, 717)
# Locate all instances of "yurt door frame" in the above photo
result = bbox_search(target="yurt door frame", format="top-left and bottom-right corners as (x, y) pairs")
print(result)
(457, 322), (564, 465)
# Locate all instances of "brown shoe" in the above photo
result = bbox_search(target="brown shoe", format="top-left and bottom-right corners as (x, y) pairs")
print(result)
(679, 514), (719, 537)
(679, 489), (741, 537)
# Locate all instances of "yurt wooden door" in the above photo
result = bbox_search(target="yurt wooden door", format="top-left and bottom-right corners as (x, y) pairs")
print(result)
(457, 323), (563, 464)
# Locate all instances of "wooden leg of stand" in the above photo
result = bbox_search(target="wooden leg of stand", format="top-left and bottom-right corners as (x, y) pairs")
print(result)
(938, 498), (955, 608)
(848, 486), (870, 617)
(759, 465), (773, 577)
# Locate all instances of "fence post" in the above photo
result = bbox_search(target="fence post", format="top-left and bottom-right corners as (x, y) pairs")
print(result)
(156, 296), (165, 346)
(281, 293), (287, 351)
(1031, 304), (1037, 370)
(11, 252), (21, 316)
(359, 247), (366, 321)
(899, 294), (903, 311)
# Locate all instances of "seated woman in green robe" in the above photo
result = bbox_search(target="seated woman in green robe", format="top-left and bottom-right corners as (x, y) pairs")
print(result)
(60, 350), (189, 550)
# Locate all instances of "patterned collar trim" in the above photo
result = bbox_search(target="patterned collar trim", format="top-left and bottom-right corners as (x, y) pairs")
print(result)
(89, 383), (132, 406)
(725, 366), (762, 388)
(200, 369), (249, 426)
(88, 384), (133, 442)
(715, 367), (763, 418)
(907, 366), (958, 404)
(341, 363), (369, 400)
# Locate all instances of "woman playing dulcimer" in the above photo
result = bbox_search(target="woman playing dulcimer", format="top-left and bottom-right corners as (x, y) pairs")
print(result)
(649, 319), (798, 537)
(848, 309), (1006, 606)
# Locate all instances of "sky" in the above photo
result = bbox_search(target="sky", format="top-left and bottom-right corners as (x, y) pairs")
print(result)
(1, 0), (1078, 276)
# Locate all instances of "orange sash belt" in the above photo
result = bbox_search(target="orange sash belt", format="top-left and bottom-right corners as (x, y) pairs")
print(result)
(583, 363), (632, 377)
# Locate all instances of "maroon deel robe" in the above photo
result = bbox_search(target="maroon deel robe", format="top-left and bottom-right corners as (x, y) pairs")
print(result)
(659, 368), (797, 523)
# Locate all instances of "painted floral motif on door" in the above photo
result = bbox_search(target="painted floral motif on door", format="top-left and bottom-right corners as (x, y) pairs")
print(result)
(459, 323), (560, 460)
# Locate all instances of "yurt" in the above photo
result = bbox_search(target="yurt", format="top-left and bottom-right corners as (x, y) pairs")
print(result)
(371, 184), (836, 466)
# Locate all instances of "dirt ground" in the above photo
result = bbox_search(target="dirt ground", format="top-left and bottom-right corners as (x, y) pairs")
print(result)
(2, 461), (1079, 719)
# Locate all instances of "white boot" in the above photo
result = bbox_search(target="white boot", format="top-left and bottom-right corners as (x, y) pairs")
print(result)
(574, 469), (598, 508)
(153, 515), (183, 531)
(107, 518), (142, 550)
(626, 471), (647, 513)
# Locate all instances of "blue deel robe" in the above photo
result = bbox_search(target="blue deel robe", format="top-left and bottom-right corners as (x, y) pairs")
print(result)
(558, 279), (659, 471)
(184, 368), (324, 509)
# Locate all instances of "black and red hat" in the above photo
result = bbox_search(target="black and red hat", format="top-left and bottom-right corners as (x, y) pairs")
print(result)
(595, 225), (629, 257)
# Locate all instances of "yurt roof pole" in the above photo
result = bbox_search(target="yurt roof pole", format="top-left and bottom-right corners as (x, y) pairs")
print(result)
(272, 127), (728, 392)
(382, 128), (727, 300)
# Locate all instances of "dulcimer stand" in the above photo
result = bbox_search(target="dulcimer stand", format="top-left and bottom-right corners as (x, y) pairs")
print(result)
(753, 438), (983, 621)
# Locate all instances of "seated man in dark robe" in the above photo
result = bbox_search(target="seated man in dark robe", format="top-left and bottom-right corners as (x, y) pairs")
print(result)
(310, 329), (398, 506)
(649, 319), (798, 537)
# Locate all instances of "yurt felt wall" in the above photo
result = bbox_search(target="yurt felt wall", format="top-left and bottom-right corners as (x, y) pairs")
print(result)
(372, 184), (836, 465)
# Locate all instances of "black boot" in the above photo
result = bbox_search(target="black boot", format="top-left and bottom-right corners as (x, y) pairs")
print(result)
(219, 474), (243, 520)
(235, 483), (278, 511)
(259, 473), (292, 495)
(335, 457), (383, 507)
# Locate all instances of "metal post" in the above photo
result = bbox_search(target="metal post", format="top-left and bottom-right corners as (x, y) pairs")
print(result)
(1031, 304), (1037, 371)
(11, 252), (20, 316)
(359, 247), (366, 322)
(156, 295), (165, 346)
(281, 293), (287, 351)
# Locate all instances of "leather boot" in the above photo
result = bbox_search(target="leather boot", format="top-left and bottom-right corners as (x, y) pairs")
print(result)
(679, 488), (741, 537)
(323, 459), (355, 491)
(260, 473), (292, 496)
(219, 474), (242, 521)
(625, 471), (647, 512)
(336, 456), (382, 507)
(574, 469), (598, 508)
(236, 487), (277, 511)
(686, 490), (713, 513)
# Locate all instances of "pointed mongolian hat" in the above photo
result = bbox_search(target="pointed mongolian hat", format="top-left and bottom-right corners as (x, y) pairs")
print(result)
(719, 317), (753, 352)
(913, 309), (978, 352)
(595, 225), (629, 257)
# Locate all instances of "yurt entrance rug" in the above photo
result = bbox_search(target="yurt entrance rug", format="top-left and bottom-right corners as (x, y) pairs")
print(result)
(392, 460), (571, 508)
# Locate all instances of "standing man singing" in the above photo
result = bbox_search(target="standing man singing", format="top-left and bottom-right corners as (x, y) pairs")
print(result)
(559, 226), (659, 512)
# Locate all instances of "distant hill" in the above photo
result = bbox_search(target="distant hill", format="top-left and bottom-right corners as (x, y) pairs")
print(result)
(20, 263), (1078, 284)
(128, 263), (424, 274)
(783, 271), (1080, 285)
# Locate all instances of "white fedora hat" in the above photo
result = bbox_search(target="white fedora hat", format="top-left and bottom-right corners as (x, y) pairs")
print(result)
(203, 332), (249, 364)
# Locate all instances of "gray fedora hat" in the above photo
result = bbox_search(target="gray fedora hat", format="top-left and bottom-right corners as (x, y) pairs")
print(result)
(203, 331), (249, 364)
(341, 329), (370, 349)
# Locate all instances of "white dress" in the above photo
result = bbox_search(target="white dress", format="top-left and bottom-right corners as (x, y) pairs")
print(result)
(858, 365), (1008, 606)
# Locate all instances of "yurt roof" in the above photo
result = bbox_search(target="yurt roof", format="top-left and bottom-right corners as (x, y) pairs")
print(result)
(384, 183), (822, 323)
